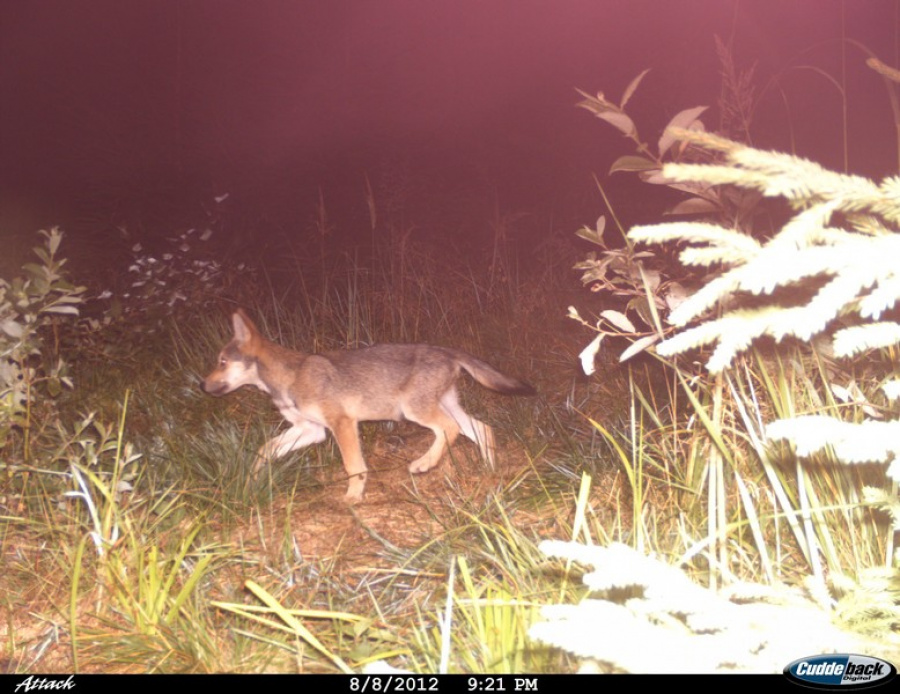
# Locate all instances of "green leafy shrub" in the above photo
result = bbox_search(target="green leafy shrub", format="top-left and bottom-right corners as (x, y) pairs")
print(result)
(71, 224), (253, 365)
(530, 541), (866, 673)
(630, 128), (900, 484)
(572, 67), (898, 601)
(0, 228), (85, 451)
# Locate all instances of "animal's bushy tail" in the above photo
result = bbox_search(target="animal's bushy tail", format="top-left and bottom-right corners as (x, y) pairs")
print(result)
(455, 351), (536, 396)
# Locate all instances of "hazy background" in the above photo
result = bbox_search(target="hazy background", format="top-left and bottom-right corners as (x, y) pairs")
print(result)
(1, 0), (897, 251)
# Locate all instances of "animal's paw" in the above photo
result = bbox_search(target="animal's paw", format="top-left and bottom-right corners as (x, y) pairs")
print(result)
(343, 476), (366, 504)
(343, 489), (364, 505)
(408, 456), (439, 474)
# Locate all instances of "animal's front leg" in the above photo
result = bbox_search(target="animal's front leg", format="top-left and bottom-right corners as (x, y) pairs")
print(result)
(253, 422), (327, 474)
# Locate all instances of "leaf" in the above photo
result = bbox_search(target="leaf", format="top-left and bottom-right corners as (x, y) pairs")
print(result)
(601, 310), (636, 333)
(830, 384), (851, 402)
(597, 111), (637, 137)
(620, 334), (660, 362)
(666, 197), (720, 216)
(579, 333), (605, 376)
(627, 295), (657, 328)
(0, 319), (23, 338)
(22, 263), (47, 281)
(640, 171), (671, 185)
(639, 267), (662, 293)
(641, 174), (714, 200)
(620, 68), (651, 109)
(53, 293), (86, 303)
(576, 260), (611, 285)
(43, 305), (80, 316)
(575, 89), (610, 115)
(659, 106), (708, 157)
(610, 155), (659, 175)
(47, 376), (62, 397)
(47, 228), (63, 256)
(663, 282), (690, 313)
(575, 216), (607, 246)
(31, 247), (50, 265)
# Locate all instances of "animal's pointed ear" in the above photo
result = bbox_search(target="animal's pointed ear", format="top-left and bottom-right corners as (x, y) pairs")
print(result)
(232, 309), (259, 344)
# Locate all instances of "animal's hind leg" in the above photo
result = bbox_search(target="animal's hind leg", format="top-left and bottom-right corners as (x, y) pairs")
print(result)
(405, 403), (460, 474)
(440, 390), (496, 468)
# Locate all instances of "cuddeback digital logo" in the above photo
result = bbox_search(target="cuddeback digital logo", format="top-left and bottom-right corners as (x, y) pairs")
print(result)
(784, 654), (896, 689)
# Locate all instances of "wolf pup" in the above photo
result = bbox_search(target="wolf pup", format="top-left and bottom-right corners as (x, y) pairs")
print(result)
(201, 309), (535, 503)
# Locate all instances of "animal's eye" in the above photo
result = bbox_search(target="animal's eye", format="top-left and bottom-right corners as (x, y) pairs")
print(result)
(220, 357), (227, 367)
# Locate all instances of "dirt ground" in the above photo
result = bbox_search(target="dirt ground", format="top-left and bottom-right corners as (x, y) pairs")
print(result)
(248, 424), (573, 569)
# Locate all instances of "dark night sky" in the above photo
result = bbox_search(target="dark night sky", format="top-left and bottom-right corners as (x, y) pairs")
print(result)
(1, 0), (898, 245)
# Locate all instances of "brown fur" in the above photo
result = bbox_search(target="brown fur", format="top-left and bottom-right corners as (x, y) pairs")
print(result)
(202, 309), (535, 502)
